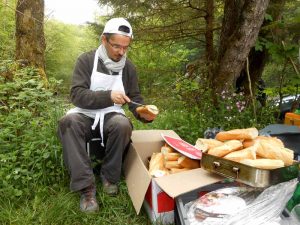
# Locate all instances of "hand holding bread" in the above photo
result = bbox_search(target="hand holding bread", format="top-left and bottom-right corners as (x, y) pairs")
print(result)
(136, 105), (159, 121)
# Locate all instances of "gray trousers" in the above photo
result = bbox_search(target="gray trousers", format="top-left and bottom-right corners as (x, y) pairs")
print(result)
(57, 112), (132, 192)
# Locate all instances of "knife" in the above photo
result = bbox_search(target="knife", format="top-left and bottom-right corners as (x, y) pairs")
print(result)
(130, 101), (145, 107)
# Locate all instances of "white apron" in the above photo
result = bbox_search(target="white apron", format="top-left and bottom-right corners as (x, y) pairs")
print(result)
(67, 49), (125, 146)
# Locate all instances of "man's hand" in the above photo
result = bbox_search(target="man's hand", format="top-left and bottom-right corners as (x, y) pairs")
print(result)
(111, 91), (130, 105)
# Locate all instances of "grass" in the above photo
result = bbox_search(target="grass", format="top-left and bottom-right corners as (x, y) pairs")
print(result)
(0, 178), (154, 225)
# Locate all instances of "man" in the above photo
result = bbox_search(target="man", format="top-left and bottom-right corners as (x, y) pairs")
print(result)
(58, 18), (156, 213)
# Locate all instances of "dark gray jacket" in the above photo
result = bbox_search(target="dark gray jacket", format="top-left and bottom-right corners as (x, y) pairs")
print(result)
(70, 49), (144, 121)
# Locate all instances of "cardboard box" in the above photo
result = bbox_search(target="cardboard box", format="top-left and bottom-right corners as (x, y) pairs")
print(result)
(123, 130), (222, 224)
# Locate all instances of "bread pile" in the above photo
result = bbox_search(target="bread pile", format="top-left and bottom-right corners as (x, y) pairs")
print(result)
(195, 127), (294, 170)
(149, 144), (200, 177)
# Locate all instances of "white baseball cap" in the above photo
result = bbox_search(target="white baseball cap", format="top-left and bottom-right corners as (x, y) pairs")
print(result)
(102, 18), (133, 38)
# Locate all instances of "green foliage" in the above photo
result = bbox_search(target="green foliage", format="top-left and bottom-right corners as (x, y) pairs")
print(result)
(129, 42), (191, 98)
(0, 0), (16, 59)
(45, 20), (99, 90)
(258, 2), (300, 98)
(264, 13), (273, 22)
(0, 61), (66, 200)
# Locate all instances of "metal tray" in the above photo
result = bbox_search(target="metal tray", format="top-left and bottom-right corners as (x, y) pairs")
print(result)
(201, 152), (300, 187)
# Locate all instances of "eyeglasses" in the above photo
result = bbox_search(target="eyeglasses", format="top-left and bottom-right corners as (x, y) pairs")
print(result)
(106, 39), (130, 52)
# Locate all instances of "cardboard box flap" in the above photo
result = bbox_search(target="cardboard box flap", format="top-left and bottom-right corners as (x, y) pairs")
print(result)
(124, 144), (152, 214)
(154, 168), (222, 198)
(131, 130), (180, 143)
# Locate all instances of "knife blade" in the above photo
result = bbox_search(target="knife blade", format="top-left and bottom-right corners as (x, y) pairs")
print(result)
(130, 101), (145, 107)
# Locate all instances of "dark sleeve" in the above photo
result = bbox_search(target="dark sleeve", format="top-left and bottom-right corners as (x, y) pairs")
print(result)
(123, 60), (151, 123)
(70, 51), (114, 109)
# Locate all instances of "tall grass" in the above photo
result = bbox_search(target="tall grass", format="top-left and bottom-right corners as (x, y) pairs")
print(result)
(0, 181), (152, 225)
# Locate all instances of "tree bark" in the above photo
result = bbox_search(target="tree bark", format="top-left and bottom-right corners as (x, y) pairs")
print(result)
(15, 0), (45, 70)
(213, 0), (270, 95)
(205, 0), (214, 61)
(237, 0), (286, 104)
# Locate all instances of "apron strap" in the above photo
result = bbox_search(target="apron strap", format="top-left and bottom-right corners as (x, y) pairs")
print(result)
(91, 108), (125, 147)
(99, 113), (105, 147)
(91, 112), (100, 130)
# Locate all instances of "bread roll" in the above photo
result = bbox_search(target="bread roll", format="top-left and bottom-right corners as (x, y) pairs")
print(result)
(208, 140), (243, 157)
(256, 140), (293, 166)
(178, 156), (200, 169)
(195, 138), (223, 151)
(240, 159), (285, 169)
(216, 127), (258, 141)
(224, 145), (257, 162)
(149, 153), (165, 176)
(136, 105), (159, 117)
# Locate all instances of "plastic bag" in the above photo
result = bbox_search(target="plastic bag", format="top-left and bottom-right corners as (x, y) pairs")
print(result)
(222, 179), (298, 225)
(185, 185), (261, 225)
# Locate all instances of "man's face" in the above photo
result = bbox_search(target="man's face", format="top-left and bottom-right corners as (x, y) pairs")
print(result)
(102, 34), (131, 62)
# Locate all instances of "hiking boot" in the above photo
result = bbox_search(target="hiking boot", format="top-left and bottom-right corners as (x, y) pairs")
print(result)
(100, 173), (118, 196)
(80, 184), (99, 213)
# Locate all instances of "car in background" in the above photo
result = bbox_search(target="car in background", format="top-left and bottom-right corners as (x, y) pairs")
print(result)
(275, 95), (300, 120)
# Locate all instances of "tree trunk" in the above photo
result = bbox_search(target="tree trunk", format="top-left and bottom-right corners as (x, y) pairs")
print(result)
(212, 0), (270, 96)
(15, 0), (45, 70)
(237, 0), (286, 105)
(205, 0), (214, 61)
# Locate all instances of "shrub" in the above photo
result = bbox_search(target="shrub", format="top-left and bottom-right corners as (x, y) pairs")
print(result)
(0, 61), (66, 200)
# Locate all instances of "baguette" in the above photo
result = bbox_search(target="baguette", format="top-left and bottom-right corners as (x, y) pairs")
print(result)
(243, 139), (255, 148)
(194, 140), (208, 152)
(195, 138), (223, 151)
(164, 160), (183, 169)
(216, 127), (258, 141)
(208, 140), (243, 157)
(224, 145), (257, 162)
(243, 136), (284, 149)
(163, 152), (182, 161)
(149, 153), (165, 176)
(161, 145), (174, 154)
(224, 140), (244, 151)
(178, 156), (200, 169)
(256, 136), (284, 148)
(240, 159), (285, 169)
(256, 140), (293, 166)
(169, 168), (191, 174)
